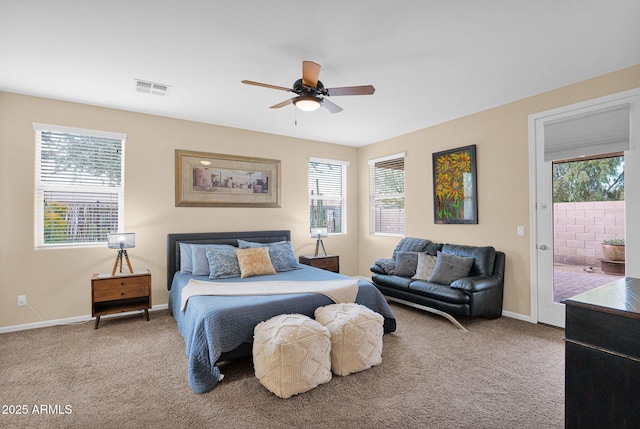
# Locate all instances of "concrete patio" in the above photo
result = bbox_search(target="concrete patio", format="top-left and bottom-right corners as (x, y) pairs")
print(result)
(554, 263), (624, 303)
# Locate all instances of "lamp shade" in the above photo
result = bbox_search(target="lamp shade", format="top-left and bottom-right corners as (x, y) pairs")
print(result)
(107, 232), (135, 249)
(294, 96), (322, 112)
(310, 227), (328, 238)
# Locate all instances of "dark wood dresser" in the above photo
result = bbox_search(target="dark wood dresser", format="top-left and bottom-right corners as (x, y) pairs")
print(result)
(564, 277), (640, 428)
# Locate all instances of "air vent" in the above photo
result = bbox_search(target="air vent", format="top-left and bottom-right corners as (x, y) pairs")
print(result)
(134, 79), (170, 97)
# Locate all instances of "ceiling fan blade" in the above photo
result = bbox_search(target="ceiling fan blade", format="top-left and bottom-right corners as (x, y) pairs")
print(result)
(241, 80), (292, 92)
(302, 61), (321, 88)
(322, 98), (343, 114)
(325, 85), (375, 96)
(269, 98), (293, 109)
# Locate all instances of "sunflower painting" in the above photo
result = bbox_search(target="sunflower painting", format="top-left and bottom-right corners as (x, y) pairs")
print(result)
(432, 145), (477, 224)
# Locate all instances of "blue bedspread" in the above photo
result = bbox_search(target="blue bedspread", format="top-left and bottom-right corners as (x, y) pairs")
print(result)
(169, 265), (396, 394)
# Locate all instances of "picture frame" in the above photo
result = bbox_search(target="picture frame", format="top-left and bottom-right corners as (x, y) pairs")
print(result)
(175, 150), (281, 207)
(432, 144), (477, 224)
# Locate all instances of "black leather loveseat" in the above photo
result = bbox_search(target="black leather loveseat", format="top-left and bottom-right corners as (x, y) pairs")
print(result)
(370, 238), (505, 330)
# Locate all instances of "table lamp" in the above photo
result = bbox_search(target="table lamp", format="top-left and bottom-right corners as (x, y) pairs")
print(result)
(310, 227), (328, 257)
(108, 232), (135, 276)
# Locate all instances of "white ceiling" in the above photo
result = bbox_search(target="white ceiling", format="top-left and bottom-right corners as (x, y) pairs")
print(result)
(1, 0), (639, 147)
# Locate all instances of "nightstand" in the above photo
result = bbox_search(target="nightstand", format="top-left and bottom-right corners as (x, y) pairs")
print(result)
(298, 255), (340, 273)
(91, 270), (152, 329)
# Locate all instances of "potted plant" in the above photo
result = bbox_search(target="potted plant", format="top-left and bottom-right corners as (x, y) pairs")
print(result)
(601, 238), (625, 261)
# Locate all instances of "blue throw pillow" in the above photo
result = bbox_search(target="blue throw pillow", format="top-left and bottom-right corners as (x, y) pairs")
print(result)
(192, 244), (235, 276)
(179, 242), (193, 274)
(237, 240), (299, 272)
(237, 239), (286, 248)
(206, 247), (241, 279)
(267, 242), (300, 272)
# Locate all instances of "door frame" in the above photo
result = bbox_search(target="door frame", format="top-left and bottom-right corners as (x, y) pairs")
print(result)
(528, 87), (640, 325)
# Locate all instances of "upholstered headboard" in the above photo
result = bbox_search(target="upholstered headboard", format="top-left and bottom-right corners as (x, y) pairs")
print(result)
(166, 230), (291, 290)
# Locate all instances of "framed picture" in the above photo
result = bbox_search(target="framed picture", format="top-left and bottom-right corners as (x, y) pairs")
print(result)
(175, 150), (281, 207)
(432, 144), (477, 224)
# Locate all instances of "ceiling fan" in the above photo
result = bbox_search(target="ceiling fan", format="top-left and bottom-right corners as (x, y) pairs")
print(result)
(241, 61), (375, 113)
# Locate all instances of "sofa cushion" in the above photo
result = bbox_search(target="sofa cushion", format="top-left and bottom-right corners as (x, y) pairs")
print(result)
(371, 273), (412, 291)
(429, 251), (474, 285)
(408, 280), (470, 304)
(394, 251), (419, 277)
(412, 253), (437, 280)
(441, 244), (496, 276)
(423, 242), (443, 256)
(392, 238), (431, 260)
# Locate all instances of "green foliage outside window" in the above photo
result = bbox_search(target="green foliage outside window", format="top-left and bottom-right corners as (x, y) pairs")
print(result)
(553, 156), (624, 203)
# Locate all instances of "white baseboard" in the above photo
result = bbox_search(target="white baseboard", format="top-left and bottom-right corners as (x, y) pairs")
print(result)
(0, 304), (169, 334)
(501, 309), (532, 323)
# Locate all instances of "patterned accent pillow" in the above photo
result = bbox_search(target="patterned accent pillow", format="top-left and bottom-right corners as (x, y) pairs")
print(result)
(412, 252), (438, 280)
(266, 241), (300, 272)
(206, 247), (241, 279)
(237, 240), (300, 272)
(193, 244), (235, 276)
(428, 251), (474, 285)
(235, 247), (277, 279)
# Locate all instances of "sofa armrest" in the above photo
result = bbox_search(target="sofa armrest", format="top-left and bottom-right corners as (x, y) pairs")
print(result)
(370, 264), (387, 275)
(370, 258), (396, 275)
(450, 275), (502, 293)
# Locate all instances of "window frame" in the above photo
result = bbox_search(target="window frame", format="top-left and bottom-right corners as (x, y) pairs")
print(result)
(308, 157), (348, 235)
(369, 152), (406, 236)
(33, 123), (127, 249)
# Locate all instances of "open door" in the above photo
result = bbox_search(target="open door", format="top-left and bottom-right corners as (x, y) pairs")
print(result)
(530, 92), (637, 327)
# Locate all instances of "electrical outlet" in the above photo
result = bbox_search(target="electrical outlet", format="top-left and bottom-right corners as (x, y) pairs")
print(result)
(17, 295), (27, 306)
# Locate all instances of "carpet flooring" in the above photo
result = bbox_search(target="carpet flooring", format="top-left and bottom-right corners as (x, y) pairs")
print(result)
(0, 303), (565, 429)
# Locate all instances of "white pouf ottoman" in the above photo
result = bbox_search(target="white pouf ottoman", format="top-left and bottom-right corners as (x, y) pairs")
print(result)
(253, 314), (332, 398)
(314, 303), (384, 376)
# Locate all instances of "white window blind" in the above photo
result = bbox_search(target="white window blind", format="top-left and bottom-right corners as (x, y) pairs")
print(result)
(309, 158), (348, 234)
(369, 153), (405, 235)
(34, 124), (126, 248)
(544, 104), (630, 162)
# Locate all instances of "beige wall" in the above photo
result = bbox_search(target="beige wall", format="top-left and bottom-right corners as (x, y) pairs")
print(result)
(1, 65), (639, 329)
(357, 65), (640, 317)
(0, 93), (360, 328)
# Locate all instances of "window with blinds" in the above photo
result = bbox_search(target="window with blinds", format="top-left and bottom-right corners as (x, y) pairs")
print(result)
(34, 124), (126, 248)
(308, 158), (348, 234)
(369, 153), (405, 235)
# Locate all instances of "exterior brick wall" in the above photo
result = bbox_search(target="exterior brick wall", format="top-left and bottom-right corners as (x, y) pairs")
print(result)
(554, 201), (625, 266)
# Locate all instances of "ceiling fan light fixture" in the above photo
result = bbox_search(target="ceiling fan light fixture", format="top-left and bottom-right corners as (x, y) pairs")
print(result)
(293, 96), (322, 112)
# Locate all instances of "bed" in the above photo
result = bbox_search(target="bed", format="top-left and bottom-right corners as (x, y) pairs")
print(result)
(167, 230), (396, 394)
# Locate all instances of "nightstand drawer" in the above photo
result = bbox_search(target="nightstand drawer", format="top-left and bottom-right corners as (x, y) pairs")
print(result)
(298, 255), (340, 273)
(93, 283), (149, 302)
(312, 258), (339, 271)
(93, 275), (149, 292)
